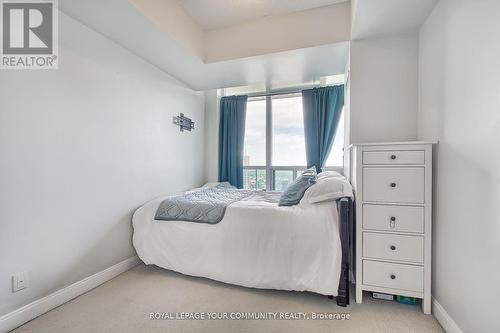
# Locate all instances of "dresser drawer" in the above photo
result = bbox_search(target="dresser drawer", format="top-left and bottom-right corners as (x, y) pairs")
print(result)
(363, 232), (424, 263)
(363, 150), (424, 165)
(363, 204), (424, 233)
(363, 260), (423, 292)
(363, 167), (425, 204)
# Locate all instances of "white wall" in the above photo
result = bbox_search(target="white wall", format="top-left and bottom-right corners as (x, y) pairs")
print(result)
(203, 90), (219, 182)
(343, 52), (352, 177)
(0, 12), (205, 316)
(350, 35), (419, 143)
(418, 1), (500, 331)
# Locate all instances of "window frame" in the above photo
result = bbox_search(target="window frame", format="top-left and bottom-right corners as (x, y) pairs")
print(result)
(243, 91), (344, 191)
(242, 165), (344, 191)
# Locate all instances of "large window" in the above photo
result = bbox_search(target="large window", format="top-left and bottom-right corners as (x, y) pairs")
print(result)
(272, 95), (307, 166)
(243, 99), (266, 166)
(243, 92), (344, 191)
(243, 99), (266, 190)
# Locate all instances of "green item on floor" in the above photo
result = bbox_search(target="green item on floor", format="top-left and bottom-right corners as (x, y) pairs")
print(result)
(396, 295), (417, 305)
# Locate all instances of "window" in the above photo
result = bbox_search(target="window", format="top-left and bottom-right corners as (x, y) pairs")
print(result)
(243, 99), (266, 190)
(243, 168), (266, 191)
(273, 169), (294, 191)
(242, 91), (344, 191)
(272, 95), (307, 166)
(243, 99), (266, 166)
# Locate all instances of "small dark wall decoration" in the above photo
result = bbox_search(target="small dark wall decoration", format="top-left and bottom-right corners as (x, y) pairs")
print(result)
(173, 113), (195, 132)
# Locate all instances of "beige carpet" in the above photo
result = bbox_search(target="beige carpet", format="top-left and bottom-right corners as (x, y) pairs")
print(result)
(12, 264), (443, 333)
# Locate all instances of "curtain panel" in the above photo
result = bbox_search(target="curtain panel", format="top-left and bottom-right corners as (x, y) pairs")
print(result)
(218, 95), (248, 188)
(302, 85), (344, 172)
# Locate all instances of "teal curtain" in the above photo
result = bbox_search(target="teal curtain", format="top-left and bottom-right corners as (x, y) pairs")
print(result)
(218, 95), (248, 188)
(302, 85), (344, 172)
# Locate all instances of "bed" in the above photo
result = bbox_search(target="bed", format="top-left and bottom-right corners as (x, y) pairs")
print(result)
(132, 178), (353, 306)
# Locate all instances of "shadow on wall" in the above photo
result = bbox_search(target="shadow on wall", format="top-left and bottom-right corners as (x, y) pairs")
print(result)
(431, 140), (499, 330)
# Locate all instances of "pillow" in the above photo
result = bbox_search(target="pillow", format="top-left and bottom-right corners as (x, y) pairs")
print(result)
(202, 182), (234, 188)
(317, 170), (343, 180)
(300, 175), (353, 205)
(187, 182), (234, 194)
(216, 182), (235, 189)
(202, 182), (222, 188)
(278, 167), (317, 206)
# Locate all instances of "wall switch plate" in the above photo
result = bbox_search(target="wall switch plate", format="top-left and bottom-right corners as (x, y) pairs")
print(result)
(12, 272), (28, 292)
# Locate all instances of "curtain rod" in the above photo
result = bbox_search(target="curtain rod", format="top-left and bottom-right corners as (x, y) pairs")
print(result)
(246, 89), (303, 98)
(241, 83), (344, 99)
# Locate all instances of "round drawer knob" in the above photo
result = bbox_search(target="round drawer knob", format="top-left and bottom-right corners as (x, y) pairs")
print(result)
(390, 216), (396, 222)
(390, 154), (397, 160)
(390, 182), (397, 188)
(390, 274), (396, 280)
(390, 245), (396, 250)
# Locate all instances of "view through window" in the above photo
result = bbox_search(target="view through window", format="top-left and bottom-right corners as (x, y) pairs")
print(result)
(243, 93), (344, 191)
(243, 99), (266, 190)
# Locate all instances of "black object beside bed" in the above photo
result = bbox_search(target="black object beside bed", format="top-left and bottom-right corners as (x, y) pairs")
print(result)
(334, 197), (354, 307)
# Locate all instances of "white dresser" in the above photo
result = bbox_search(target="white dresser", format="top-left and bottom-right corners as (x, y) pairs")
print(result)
(350, 141), (434, 314)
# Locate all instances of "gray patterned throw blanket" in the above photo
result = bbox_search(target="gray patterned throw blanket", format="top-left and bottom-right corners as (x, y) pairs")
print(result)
(155, 184), (253, 224)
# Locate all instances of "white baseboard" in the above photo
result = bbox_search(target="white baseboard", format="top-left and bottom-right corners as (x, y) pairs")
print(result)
(432, 297), (464, 333)
(0, 256), (140, 333)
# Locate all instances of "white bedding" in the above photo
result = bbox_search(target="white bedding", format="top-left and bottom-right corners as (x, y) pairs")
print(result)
(132, 191), (343, 295)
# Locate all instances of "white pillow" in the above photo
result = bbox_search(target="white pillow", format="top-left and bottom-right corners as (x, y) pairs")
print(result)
(300, 175), (353, 205)
(202, 182), (222, 188)
(317, 170), (343, 180)
(187, 182), (234, 194)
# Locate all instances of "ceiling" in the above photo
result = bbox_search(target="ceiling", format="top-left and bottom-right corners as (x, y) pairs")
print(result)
(59, 0), (348, 91)
(351, 0), (438, 40)
(177, 0), (349, 30)
(58, 0), (438, 91)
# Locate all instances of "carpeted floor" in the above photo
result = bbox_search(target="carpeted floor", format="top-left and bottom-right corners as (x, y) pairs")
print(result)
(12, 264), (444, 333)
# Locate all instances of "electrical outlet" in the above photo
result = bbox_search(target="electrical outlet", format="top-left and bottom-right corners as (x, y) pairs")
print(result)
(12, 272), (28, 292)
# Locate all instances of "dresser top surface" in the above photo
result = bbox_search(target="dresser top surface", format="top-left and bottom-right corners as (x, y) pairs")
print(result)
(348, 141), (437, 149)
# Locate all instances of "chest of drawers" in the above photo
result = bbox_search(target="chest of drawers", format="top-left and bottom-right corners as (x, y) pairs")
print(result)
(350, 142), (434, 314)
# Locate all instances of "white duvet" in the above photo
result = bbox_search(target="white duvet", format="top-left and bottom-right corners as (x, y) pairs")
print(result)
(132, 191), (342, 295)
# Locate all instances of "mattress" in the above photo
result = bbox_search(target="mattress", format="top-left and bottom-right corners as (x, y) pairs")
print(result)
(132, 191), (342, 295)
